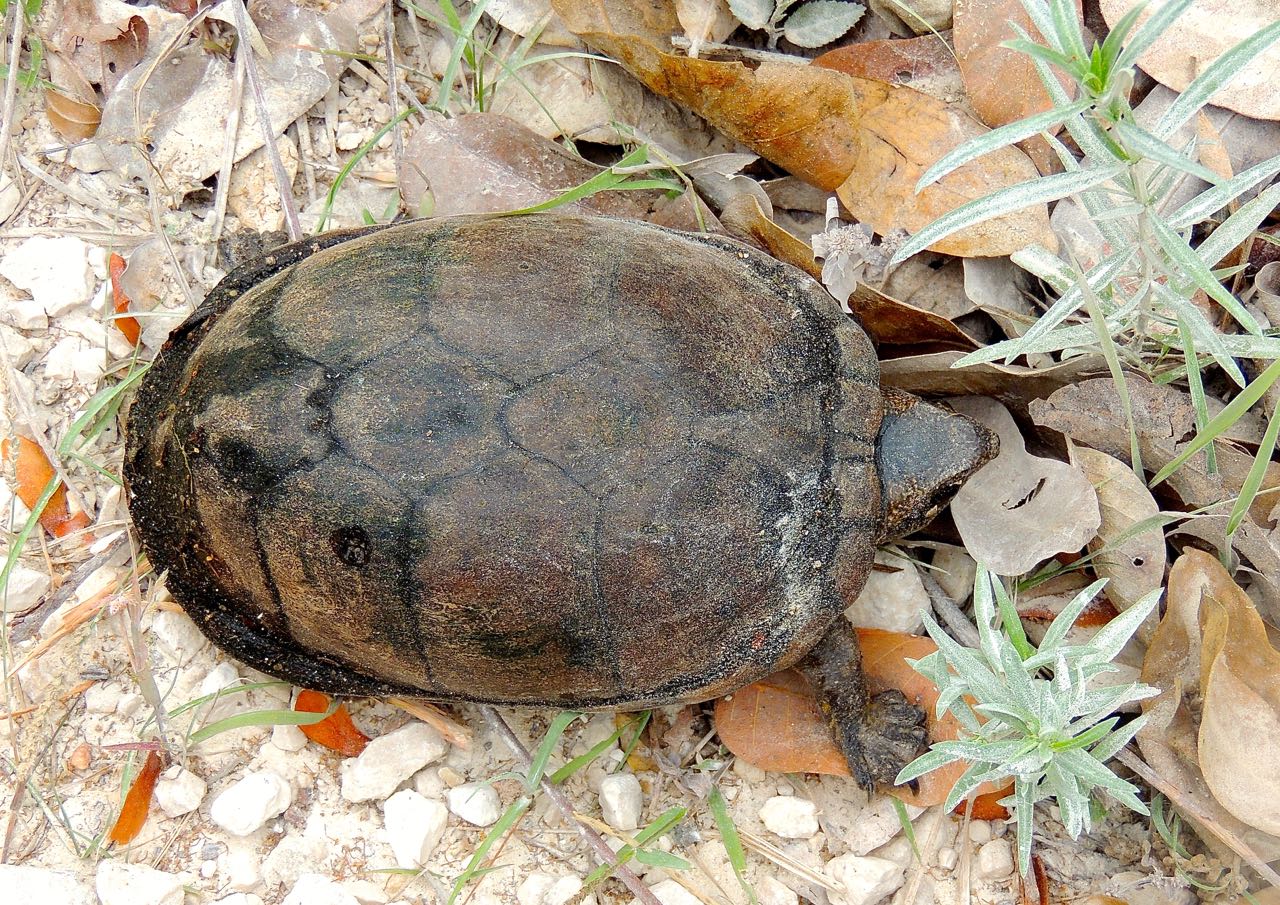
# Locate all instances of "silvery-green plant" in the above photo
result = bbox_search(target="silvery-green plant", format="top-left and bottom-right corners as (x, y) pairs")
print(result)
(888, 0), (1280, 388)
(897, 568), (1161, 876)
(728, 0), (865, 49)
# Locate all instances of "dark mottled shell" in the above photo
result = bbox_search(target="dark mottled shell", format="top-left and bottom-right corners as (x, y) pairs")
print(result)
(124, 215), (884, 708)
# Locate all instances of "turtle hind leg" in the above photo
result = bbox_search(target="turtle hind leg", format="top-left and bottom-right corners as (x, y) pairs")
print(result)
(798, 620), (928, 793)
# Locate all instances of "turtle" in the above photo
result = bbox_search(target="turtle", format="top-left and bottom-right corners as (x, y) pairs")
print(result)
(124, 214), (996, 788)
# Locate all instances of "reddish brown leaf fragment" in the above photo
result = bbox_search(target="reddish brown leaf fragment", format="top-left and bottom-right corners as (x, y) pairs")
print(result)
(294, 690), (370, 757)
(108, 749), (164, 845)
(2, 437), (91, 538)
(108, 253), (142, 345)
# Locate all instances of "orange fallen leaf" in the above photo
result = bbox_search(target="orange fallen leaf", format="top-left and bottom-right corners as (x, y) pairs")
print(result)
(45, 89), (102, 141)
(108, 749), (164, 845)
(108, 253), (142, 346)
(813, 36), (959, 91)
(2, 436), (91, 538)
(552, 0), (1052, 258)
(715, 628), (1009, 807)
(294, 689), (370, 757)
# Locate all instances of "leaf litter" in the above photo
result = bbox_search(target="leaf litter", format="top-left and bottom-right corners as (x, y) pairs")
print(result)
(4, 0), (1280, 902)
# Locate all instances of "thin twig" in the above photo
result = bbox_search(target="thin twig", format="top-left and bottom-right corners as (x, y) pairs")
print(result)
(0, 2), (25, 183)
(477, 706), (662, 905)
(1115, 747), (1280, 889)
(209, 45), (247, 263)
(920, 570), (981, 648)
(229, 0), (302, 241)
(384, 0), (406, 198)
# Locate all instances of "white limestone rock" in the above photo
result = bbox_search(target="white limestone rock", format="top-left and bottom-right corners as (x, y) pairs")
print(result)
(599, 773), (642, 831)
(210, 770), (292, 836)
(340, 721), (448, 802)
(155, 765), (207, 818)
(759, 795), (819, 839)
(95, 861), (184, 905)
(447, 782), (502, 827)
(383, 789), (448, 868)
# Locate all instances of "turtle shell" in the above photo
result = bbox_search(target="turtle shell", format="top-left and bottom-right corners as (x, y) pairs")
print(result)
(124, 215), (884, 708)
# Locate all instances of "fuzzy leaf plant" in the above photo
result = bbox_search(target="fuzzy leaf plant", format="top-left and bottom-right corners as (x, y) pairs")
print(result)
(897, 567), (1160, 876)
(888, 0), (1280, 384)
(729, 0), (865, 49)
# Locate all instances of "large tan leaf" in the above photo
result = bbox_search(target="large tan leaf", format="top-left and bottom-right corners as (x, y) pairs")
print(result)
(552, 0), (1053, 257)
(1100, 0), (1280, 121)
(1142, 549), (1280, 852)
(1074, 447), (1165, 640)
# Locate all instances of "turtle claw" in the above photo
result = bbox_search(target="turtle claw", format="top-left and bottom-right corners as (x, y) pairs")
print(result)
(856, 689), (928, 788)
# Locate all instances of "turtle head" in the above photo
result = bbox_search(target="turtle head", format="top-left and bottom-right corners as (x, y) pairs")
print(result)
(873, 389), (998, 542)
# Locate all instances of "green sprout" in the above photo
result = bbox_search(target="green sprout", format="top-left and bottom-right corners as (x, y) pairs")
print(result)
(897, 567), (1160, 876)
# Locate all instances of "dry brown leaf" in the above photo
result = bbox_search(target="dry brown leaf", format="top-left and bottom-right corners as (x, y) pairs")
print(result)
(402, 111), (659, 218)
(953, 0), (1078, 172)
(812, 35), (962, 99)
(1074, 447), (1166, 639)
(718, 194), (977, 351)
(948, 397), (1101, 575)
(714, 629), (1008, 807)
(45, 89), (102, 141)
(1100, 0), (1280, 121)
(43, 0), (155, 96)
(879, 351), (1105, 415)
(552, 0), (1052, 257)
(1029, 376), (1280, 529)
(1142, 549), (1280, 852)
(674, 0), (736, 56)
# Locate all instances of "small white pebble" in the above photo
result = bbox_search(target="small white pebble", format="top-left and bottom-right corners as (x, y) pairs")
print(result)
(282, 874), (360, 905)
(447, 782), (502, 827)
(200, 861), (217, 879)
(599, 773), (642, 832)
(759, 796), (819, 839)
(149, 610), (208, 665)
(642, 879), (701, 905)
(936, 846), (958, 871)
(155, 765), (207, 818)
(84, 683), (122, 714)
(272, 724), (308, 752)
(210, 771), (292, 836)
(732, 758), (767, 783)
(0, 236), (95, 317)
(116, 693), (145, 717)
(757, 875), (799, 905)
(95, 862), (184, 905)
(518, 872), (580, 905)
(825, 855), (904, 905)
(975, 838), (1014, 879)
(341, 722), (448, 802)
(213, 895), (263, 905)
(967, 820), (992, 844)
(226, 843), (263, 891)
(383, 789), (448, 868)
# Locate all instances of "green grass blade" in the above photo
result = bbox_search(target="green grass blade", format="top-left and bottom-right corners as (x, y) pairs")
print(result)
(187, 701), (339, 745)
(550, 717), (637, 785)
(891, 165), (1123, 265)
(1169, 151), (1280, 229)
(1148, 215), (1261, 334)
(709, 785), (757, 903)
(525, 711), (581, 792)
(1195, 181), (1280, 269)
(1115, 0), (1192, 69)
(1155, 17), (1280, 138)
(1179, 315), (1220, 474)
(916, 99), (1091, 192)
(1225, 395), (1280, 539)
(1150, 357), (1280, 486)
(448, 796), (532, 904)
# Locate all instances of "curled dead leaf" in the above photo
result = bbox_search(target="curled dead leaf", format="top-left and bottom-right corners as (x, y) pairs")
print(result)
(108, 749), (164, 845)
(45, 89), (102, 141)
(718, 194), (976, 351)
(2, 436), (91, 538)
(812, 35), (961, 97)
(948, 397), (1101, 575)
(1141, 549), (1280, 851)
(108, 253), (141, 346)
(552, 0), (1052, 257)
(294, 689), (370, 757)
